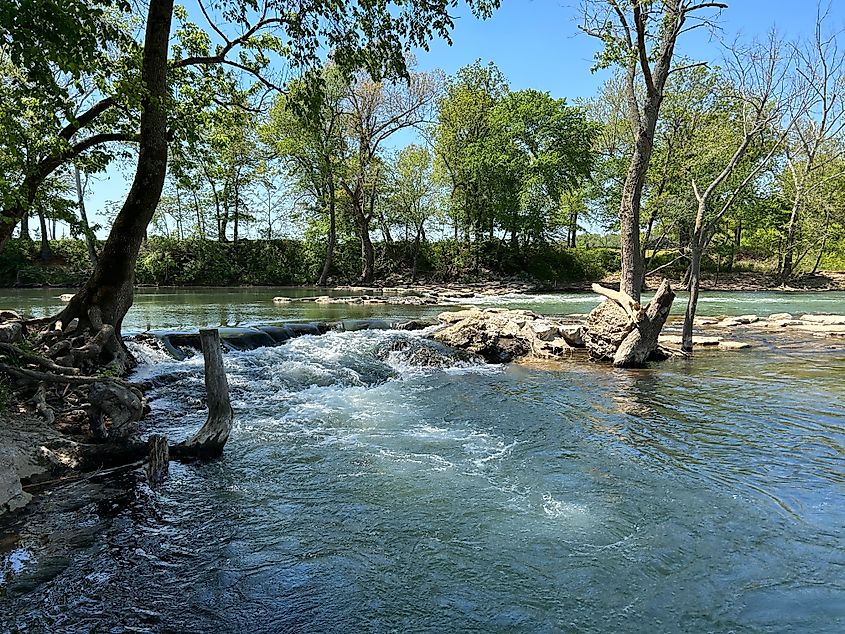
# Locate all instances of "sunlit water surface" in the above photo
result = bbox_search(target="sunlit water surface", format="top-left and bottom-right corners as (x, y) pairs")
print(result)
(1, 288), (843, 632)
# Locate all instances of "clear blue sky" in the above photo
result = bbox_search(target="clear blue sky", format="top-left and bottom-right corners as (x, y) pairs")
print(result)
(82, 0), (845, 236)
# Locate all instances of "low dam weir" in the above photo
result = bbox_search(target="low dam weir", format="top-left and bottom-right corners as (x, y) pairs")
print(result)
(141, 318), (437, 359)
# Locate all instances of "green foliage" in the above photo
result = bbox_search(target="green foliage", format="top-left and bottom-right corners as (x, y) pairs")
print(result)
(0, 237), (626, 287)
(434, 61), (596, 249)
(0, 238), (93, 285)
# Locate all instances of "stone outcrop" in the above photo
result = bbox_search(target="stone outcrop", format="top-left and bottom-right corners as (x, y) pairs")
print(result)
(583, 300), (634, 361)
(709, 312), (845, 338)
(583, 280), (676, 367)
(272, 282), (536, 308)
(716, 314), (758, 327)
(431, 308), (584, 363)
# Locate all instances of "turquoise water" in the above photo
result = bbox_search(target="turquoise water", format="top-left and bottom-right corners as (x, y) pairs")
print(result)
(2, 287), (844, 330)
(1, 289), (844, 632)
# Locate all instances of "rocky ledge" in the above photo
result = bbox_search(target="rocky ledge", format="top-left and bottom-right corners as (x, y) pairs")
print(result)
(272, 282), (534, 307)
(431, 308), (585, 363)
(694, 312), (845, 337)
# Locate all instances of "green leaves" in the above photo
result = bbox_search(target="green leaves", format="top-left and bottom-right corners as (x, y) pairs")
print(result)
(0, 0), (131, 101)
(435, 62), (596, 245)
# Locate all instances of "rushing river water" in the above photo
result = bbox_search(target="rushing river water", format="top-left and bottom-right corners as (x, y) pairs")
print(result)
(1, 288), (844, 633)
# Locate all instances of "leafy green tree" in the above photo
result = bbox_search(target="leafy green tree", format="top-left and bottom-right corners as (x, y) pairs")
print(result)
(492, 89), (597, 246)
(384, 144), (440, 280)
(338, 68), (440, 282)
(434, 60), (510, 248)
(580, 0), (727, 300)
(781, 12), (845, 279)
(673, 38), (792, 351)
(263, 66), (347, 284)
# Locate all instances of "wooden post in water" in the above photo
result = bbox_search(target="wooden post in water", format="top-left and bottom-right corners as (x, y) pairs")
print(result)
(146, 434), (169, 484)
(173, 328), (234, 458)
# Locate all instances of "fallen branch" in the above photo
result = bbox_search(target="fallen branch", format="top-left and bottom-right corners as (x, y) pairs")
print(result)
(591, 283), (644, 323)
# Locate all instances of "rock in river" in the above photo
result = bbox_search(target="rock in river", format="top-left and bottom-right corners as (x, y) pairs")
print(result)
(432, 308), (582, 363)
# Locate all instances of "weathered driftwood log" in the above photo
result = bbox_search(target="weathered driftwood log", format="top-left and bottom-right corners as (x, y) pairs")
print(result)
(590, 283), (644, 323)
(584, 279), (675, 368)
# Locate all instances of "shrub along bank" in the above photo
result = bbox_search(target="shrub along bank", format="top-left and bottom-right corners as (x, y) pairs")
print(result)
(0, 238), (622, 287)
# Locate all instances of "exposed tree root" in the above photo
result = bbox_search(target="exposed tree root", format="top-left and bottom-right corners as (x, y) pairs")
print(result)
(1, 314), (233, 491)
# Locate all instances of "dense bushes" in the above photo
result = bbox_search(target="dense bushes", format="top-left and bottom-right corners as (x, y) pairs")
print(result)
(0, 237), (623, 287)
(0, 239), (93, 286)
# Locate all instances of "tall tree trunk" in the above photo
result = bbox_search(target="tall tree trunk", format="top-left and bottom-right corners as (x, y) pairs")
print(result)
(75, 166), (98, 266)
(347, 183), (375, 284)
(411, 221), (424, 282)
(220, 199), (230, 243)
(682, 241), (703, 353)
(781, 192), (801, 280)
(568, 207), (578, 248)
(192, 190), (204, 238)
(727, 220), (741, 272)
(266, 188), (272, 240)
(619, 133), (652, 301)
(58, 0), (174, 361)
(19, 212), (31, 240)
(175, 186), (184, 239)
(811, 210), (831, 274)
(317, 190), (336, 286)
(37, 208), (52, 260)
(359, 225), (375, 284)
(232, 175), (240, 243)
(682, 198), (707, 353)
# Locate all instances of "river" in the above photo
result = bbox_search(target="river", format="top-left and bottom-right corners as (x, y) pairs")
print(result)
(1, 288), (844, 633)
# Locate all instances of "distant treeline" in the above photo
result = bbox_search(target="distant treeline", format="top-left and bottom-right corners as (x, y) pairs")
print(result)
(0, 238), (623, 288)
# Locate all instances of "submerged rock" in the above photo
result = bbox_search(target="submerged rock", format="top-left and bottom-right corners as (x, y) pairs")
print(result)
(718, 340), (752, 350)
(658, 335), (722, 346)
(716, 314), (758, 328)
(375, 338), (480, 367)
(695, 317), (720, 326)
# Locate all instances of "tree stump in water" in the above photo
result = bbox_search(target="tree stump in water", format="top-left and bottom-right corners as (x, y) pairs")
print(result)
(584, 279), (675, 368)
(171, 329), (234, 459)
(146, 435), (169, 485)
